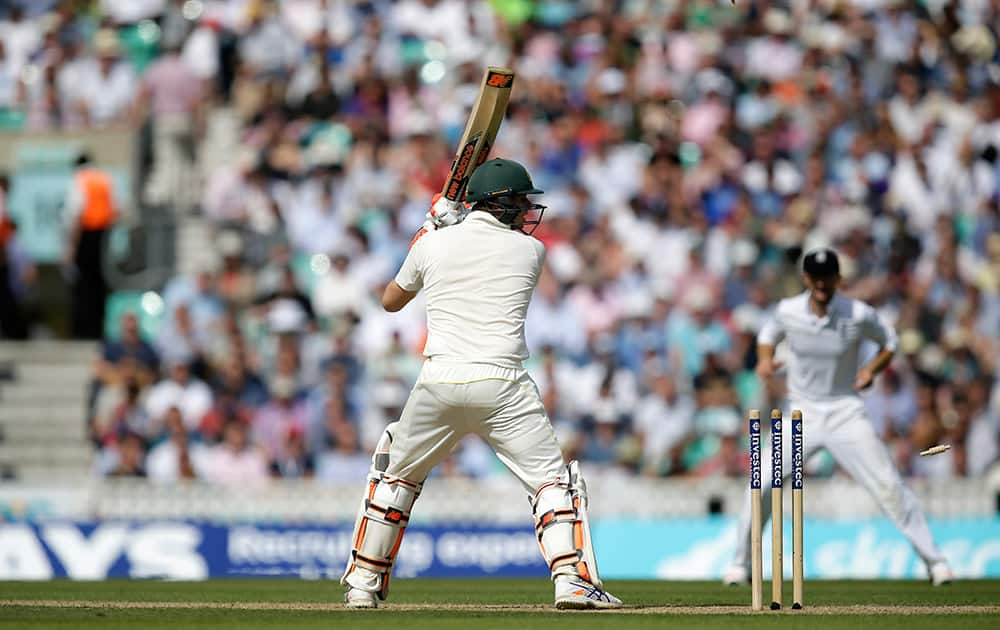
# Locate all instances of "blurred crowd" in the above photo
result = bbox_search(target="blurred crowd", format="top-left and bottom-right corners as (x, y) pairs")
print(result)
(2, 0), (998, 483)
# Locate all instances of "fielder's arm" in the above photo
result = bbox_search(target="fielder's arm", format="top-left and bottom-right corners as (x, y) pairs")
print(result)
(755, 312), (786, 378)
(755, 343), (778, 378)
(855, 306), (899, 389)
(855, 347), (893, 390)
(862, 347), (894, 376)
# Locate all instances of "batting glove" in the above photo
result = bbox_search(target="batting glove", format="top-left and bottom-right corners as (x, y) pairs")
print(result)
(427, 194), (468, 229)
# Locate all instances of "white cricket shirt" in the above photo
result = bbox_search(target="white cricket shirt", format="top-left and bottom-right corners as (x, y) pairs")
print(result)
(757, 292), (899, 401)
(394, 212), (546, 367)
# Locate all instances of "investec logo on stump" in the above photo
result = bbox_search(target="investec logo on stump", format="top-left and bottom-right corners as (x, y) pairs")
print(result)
(749, 419), (762, 489)
(771, 418), (783, 487)
(792, 418), (804, 490)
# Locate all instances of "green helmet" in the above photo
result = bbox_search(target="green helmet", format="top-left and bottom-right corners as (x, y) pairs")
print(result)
(465, 158), (543, 203)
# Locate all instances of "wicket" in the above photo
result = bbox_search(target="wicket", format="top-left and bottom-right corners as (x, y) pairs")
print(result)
(749, 410), (763, 611)
(792, 409), (804, 609)
(749, 408), (804, 611)
(770, 409), (783, 610)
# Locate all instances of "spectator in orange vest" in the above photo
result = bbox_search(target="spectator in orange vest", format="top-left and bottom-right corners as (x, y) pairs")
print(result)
(64, 152), (116, 339)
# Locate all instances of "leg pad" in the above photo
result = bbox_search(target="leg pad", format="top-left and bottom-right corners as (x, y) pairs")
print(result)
(531, 461), (602, 586)
(341, 424), (423, 600)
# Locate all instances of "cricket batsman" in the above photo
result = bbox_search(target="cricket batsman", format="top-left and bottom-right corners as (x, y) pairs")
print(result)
(724, 248), (955, 586)
(341, 158), (622, 609)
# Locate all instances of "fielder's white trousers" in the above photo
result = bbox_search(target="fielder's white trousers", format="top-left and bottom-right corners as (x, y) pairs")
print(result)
(387, 358), (565, 492)
(731, 395), (945, 571)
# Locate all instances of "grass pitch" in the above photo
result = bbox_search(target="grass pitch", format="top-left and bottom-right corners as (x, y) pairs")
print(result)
(1, 579), (998, 629)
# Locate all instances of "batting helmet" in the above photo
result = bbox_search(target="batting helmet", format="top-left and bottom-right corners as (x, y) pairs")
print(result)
(465, 158), (543, 203)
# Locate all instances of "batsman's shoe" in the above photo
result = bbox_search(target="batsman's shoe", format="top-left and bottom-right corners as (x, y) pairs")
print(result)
(722, 565), (749, 586)
(929, 561), (954, 586)
(554, 577), (622, 610)
(344, 588), (378, 609)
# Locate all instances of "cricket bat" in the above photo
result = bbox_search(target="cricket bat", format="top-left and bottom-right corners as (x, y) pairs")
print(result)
(441, 66), (515, 202)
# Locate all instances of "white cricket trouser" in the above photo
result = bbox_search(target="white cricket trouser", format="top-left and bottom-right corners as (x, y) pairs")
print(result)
(387, 358), (565, 492)
(342, 358), (574, 594)
(731, 395), (945, 571)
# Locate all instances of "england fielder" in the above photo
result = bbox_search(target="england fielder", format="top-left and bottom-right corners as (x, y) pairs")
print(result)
(341, 158), (622, 609)
(723, 248), (954, 586)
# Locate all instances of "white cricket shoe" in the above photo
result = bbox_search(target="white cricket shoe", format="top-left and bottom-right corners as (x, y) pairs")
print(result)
(344, 588), (378, 609)
(722, 565), (749, 586)
(554, 576), (622, 610)
(929, 561), (954, 586)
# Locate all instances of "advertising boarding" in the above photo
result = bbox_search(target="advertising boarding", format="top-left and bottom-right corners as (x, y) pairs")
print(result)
(0, 518), (997, 580)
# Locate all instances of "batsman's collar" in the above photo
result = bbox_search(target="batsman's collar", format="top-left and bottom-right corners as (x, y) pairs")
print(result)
(465, 210), (509, 228)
